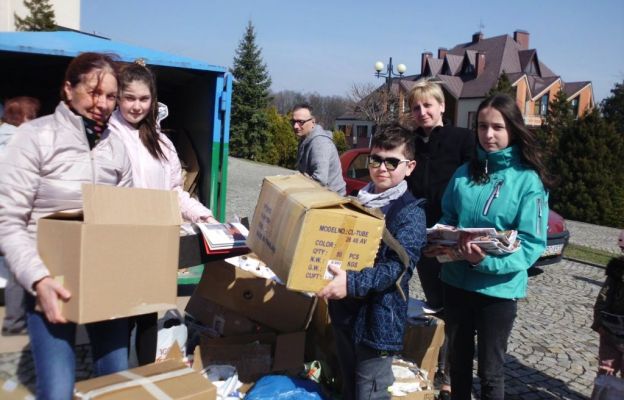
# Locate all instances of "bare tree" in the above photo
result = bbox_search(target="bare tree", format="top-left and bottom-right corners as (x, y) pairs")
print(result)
(348, 82), (403, 127)
(271, 90), (352, 129)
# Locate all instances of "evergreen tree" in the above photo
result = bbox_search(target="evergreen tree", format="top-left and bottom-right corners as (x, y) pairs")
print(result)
(551, 109), (624, 227)
(14, 0), (56, 31)
(536, 89), (574, 168)
(488, 72), (515, 97)
(601, 80), (624, 134)
(229, 21), (272, 160)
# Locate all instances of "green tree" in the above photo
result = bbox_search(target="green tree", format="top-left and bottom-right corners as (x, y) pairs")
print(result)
(551, 109), (624, 227)
(488, 72), (516, 97)
(601, 80), (624, 134)
(229, 21), (272, 160)
(261, 107), (298, 169)
(536, 89), (574, 167)
(14, 0), (56, 31)
(333, 130), (348, 154)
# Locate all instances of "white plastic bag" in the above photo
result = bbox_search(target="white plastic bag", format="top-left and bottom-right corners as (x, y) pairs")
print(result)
(155, 309), (188, 362)
(591, 374), (624, 400)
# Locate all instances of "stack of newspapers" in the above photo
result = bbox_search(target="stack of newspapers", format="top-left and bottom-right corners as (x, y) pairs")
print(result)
(426, 223), (520, 263)
(196, 222), (249, 254)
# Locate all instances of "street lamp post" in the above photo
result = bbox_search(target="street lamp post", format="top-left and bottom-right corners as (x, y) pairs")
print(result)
(374, 57), (407, 92)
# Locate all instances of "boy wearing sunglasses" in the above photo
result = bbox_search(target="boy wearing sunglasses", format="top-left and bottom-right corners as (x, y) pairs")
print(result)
(318, 124), (427, 400)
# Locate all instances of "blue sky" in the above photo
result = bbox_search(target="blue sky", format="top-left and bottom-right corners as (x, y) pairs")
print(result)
(81, 0), (623, 102)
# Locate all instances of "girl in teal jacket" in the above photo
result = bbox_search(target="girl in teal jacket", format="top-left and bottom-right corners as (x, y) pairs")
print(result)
(431, 94), (551, 400)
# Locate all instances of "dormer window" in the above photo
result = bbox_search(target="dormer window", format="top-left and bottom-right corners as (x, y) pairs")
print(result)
(525, 58), (540, 76)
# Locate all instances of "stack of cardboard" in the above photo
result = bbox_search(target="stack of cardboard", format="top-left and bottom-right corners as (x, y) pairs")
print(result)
(186, 174), (388, 386)
(186, 258), (314, 382)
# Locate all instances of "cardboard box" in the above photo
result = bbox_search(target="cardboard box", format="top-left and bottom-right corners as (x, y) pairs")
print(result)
(37, 184), (181, 324)
(247, 174), (385, 293)
(74, 359), (216, 399)
(193, 331), (305, 383)
(191, 260), (316, 333)
(185, 294), (265, 337)
(391, 390), (436, 400)
(402, 316), (445, 377)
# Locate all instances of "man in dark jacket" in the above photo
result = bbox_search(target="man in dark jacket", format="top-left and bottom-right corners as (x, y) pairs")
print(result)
(292, 103), (346, 195)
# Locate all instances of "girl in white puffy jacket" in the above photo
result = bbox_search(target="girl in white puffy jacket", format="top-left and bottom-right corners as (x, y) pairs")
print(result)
(108, 61), (217, 224)
(108, 61), (218, 366)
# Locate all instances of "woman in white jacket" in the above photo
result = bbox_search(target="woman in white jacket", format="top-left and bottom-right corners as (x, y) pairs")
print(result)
(108, 61), (217, 365)
(0, 53), (133, 399)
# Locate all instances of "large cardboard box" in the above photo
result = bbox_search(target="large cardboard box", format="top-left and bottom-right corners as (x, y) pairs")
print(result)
(185, 294), (266, 337)
(402, 316), (445, 378)
(37, 184), (182, 324)
(247, 174), (385, 293)
(74, 359), (216, 399)
(191, 259), (316, 333)
(193, 331), (305, 383)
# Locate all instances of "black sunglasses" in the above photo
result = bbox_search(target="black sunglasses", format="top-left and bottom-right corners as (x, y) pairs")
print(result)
(290, 118), (313, 126)
(368, 154), (410, 171)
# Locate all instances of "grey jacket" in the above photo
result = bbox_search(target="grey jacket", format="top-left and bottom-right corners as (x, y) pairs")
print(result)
(0, 102), (133, 293)
(296, 124), (346, 195)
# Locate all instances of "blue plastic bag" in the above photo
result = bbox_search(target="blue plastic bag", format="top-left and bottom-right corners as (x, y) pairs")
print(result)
(245, 375), (326, 400)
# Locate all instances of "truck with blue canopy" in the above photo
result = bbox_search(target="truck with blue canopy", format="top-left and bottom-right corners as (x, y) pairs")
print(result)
(0, 31), (232, 221)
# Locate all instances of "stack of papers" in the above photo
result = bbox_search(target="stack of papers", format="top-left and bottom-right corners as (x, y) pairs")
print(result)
(196, 222), (249, 254)
(426, 223), (520, 263)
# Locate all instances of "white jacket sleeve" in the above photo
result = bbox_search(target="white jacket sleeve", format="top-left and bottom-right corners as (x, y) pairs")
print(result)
(0, 128), (50, 293)
(161, 135), (213, 222)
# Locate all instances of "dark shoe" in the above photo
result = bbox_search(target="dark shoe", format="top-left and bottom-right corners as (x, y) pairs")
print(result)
(2, 327), (27, 336)
(437, 389), (451, 400)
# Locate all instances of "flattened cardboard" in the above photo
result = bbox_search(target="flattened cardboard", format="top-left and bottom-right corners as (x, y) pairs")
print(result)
(193, 331), (305, 383)
(37, 184), (180, 324)
(74, 359), (216, 400)
(402, 316), (445, 377)
(247, 174), (385, 293)
(192, 260), (316, 333)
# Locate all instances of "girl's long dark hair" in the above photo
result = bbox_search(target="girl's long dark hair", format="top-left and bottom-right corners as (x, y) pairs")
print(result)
(469, 94), (554, 190)
(118, 62), (166, 161)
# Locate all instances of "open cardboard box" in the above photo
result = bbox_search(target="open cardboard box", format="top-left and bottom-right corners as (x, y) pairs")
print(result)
(190, 259), (316, 333)
(37, 184), (181, 324)
(247, 174), (385, 293)
(402, 316), (445, 379)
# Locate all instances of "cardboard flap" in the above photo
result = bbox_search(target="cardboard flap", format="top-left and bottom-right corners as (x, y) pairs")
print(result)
(82, 184), (182, 225)
(346, 198), (385, 220)
(265, 174), (349, 210)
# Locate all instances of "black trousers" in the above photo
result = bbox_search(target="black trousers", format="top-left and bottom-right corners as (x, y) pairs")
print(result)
(415, 256), (444, 309)
(130, 312), (158, 366)
(443, 283), (517, 400)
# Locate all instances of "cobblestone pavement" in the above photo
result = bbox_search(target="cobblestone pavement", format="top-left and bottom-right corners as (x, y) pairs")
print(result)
(0, 158), (613, 398)
(566, 220), (621, 255)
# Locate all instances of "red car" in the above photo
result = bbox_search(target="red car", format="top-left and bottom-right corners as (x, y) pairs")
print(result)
(340, 148), (569, 266)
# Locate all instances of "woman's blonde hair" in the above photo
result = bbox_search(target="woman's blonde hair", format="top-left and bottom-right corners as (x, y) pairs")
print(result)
(407, 78), (445, 109)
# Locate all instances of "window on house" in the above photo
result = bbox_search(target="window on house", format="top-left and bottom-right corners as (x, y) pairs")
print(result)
(337, 125), (347, 133)
(356, 125), (368, 138)
(571, 97), (580, 117)
(534, 94), (549, 116)
(526, 59), (539, 76)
